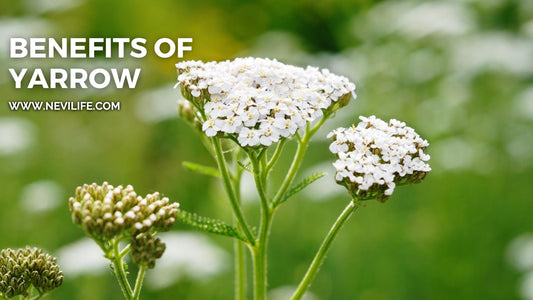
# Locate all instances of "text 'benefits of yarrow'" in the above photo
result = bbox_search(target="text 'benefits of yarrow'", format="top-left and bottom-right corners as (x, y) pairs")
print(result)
(8, 37), (193, 89)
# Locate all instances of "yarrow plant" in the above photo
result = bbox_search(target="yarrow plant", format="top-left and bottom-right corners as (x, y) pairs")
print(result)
(5, 56), (430, 300)
(68, 182), (179, 300)
(0, 247), (63, 299)
(174, 56), (431, 300)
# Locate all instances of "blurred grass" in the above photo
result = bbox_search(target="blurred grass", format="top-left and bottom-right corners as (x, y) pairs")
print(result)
(1, 0), (533, 299)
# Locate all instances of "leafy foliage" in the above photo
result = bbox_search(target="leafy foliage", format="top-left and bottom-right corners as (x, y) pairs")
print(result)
(279, 172), (327, 204)
(177, 209), (247, 242)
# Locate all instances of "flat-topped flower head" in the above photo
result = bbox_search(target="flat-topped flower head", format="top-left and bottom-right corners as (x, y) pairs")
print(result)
(328, 116), (431, 202)
(0, 247), (63, 298)
(175, 57), (356, 147)
(69, 182), (179, 242)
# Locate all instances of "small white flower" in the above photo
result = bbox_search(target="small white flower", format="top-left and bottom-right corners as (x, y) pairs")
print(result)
(202, 119), (219, 137)
(329, 140), (349, 154)
(238, 128), (261, 147)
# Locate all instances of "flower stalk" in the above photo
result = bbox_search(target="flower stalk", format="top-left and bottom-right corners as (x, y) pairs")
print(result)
(68, 182), (178, 300)
(291, 199), (361, 300)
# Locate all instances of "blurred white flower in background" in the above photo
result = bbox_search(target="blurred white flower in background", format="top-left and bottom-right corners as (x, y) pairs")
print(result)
(309, 53), (361, 85)
(507, 234), (533, 272)
(507, 234), (533, 300)
(397, 2), (475, 39)
(506, 129), (533, 171)
(268, 285), (318, 300)
(404, 49), (445, 83)
(243, 31), (310, 66)
(20, 180), (63, 213)
(522, 20), (533, 39)
(0, 18), (54, 58)
(452, 33), (533, 77)
(0, 117), (36, 156)
(23, 0), (85, 14)
(135, 86), (180, 123)
(302, 162), (345, 202)
(431, 137), (474, 172)
(56, 238), (109, 277)
(522, 272), (533, 300)
(514, 87), (533, 121)
(239, 172), (259, 204)
(351, 1), (474, 40)
(430, 137), (499, 175)
(145, 232), (228, 289)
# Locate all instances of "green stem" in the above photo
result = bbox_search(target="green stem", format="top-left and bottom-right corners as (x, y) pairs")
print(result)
(271, 131), (310, 207)
(266, 139), (286, 175)
(212, 137), (255, 244)
(252, 238), (268, 300)
(250, 153), (272, 300)
(271, 116), (330, 208)
(132, 266), (146, 300)
(232, 156), (247, 300)
(235, 240), (247, 300)
(290, 200), (361, 300)
(119, 244), (131, 259)
(111, 241), (133, 299)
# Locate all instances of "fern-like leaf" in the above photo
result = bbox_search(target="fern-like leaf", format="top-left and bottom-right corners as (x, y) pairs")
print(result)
(177, 210), (247, 242)
(280, 172), (327, 204)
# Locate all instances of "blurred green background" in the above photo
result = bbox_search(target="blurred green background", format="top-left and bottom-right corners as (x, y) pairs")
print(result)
(1, 0), (533, 299)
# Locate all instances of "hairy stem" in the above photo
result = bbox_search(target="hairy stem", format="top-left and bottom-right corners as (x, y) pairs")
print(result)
(111, 241), (133, 299)
(132, 266), (146, 300)
(291, 200), (361, 300)
(119, 244), (131, 259)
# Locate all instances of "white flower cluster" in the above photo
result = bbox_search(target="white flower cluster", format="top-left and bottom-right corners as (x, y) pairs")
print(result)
(328, 116), (431, 200)
(176, 57), (356, 147)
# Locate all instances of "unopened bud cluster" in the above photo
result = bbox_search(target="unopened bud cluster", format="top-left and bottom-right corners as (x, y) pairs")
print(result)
(0, 247), (63, 298)
(131, 233), (166, 269)
(175, 57), (356, 147)
(69, 182), (179, 241)
(177, 99), (199, 127)
(328, 116), (431, 201)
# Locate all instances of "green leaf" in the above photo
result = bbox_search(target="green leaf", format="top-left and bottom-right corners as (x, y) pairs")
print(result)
(177, 210), (247, 242)
(182, 161), (221, 178)
(280, 172), (327, 204)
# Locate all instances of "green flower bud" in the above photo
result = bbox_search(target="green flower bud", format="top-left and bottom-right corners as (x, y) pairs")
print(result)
(177, 99), (202, 130)
(69, 182), (180, 242)
(130, 233), (166, 269)
(0, 247), (63, 298)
